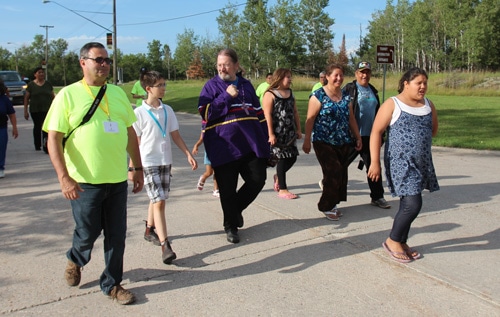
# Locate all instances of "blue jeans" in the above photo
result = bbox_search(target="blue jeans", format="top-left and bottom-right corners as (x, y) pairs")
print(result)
(0, 127), (7, 170)
(67, 181), (128, 294)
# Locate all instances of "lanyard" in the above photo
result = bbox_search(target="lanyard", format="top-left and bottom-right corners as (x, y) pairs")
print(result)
(147, 105), (168, 138)
(81, 79), (110, 120)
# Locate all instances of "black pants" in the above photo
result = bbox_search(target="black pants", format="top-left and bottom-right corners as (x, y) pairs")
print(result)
(213, 153), (267, 231)
(348, 136), (385, 200)
(276, 156), (297, 190)
(389, 194), (422, 243)
(30, 111), (48, 151)
(313, 142), (351, 211)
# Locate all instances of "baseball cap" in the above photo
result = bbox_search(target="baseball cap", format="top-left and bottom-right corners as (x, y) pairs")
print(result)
(357, 61), (371, 71)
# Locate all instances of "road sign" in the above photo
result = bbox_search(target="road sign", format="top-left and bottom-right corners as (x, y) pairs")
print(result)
(376, 45), (394, 64)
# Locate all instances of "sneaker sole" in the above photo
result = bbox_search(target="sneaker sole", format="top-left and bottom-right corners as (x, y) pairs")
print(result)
(371, 202), (391, 209)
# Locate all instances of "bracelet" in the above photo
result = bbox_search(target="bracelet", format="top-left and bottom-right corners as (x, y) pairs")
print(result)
(128, 167), (143, 171)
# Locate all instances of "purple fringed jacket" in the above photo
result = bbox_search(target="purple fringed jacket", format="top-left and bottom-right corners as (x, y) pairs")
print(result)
(198, 75), (269, 167)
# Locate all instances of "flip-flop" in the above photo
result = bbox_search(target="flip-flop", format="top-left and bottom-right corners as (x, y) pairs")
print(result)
(402, 245), (422, 259)
(382, 242), (413, 263)
(273, 174), (279, 192)
(278, 192), (298, 199)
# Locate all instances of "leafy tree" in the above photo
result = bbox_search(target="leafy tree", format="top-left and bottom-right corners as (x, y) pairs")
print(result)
(173, 29), (199, 79)
(465, 0), (500, 70)
(147, 40), (164, 74)
(268, 0), (305, 71)
(298, 0), (334, 74)
(217, 2), (240, 47)
(186, 50), (206, 79)
(236, 0), (272, 78)
(120, 53), (148, 83)
(0, 48), (13, 70)
(163, 44), (173, 80)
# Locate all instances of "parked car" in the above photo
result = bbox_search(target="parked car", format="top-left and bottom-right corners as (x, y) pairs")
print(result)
(0, 70), (27, 104)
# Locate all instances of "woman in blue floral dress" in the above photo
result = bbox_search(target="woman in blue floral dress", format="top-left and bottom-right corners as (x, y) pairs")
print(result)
(303, 64), (361, 221)
(368, 67), (439, 263)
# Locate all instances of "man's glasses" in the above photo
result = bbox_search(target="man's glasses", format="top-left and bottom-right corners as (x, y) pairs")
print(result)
(151, 83), (166, 88)
(83, 57), (112, 65)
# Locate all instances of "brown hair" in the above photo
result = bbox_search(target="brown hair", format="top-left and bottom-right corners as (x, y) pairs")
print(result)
(324, 64), (344, 76)
(140, 70), (164, 90)
(217, 48), (239, 63)
(268, 68), (292, 90)
(398, 67), (428, 93)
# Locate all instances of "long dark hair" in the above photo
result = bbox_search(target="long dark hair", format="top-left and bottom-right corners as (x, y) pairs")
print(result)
(398, 67), (428, 93)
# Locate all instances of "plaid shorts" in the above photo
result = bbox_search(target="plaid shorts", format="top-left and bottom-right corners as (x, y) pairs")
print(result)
(143, 165), (172, 203)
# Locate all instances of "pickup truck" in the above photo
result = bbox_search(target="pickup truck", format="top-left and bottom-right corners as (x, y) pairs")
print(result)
(0, 70), (27, 104)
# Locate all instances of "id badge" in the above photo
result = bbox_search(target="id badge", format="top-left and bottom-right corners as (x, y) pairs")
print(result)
(103, 121), (119, 133)
(161, 141), (167, 153)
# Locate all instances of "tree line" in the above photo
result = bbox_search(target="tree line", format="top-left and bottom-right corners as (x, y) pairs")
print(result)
(1, 0), (498, 86)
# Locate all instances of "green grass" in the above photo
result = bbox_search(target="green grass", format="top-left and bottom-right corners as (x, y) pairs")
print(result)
(82, 74), (500, 151)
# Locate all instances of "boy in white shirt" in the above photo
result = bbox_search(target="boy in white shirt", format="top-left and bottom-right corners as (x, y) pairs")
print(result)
(131, 70), (197, 264)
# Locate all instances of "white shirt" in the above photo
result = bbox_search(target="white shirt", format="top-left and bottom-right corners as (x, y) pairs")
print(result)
(391, 97), (431, 126)
(133, 101), (179, 166)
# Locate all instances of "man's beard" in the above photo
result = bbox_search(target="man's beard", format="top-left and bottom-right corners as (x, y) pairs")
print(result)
(219, 73), (232, 81)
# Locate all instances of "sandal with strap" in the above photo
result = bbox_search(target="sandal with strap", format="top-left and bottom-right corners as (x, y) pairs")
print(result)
(197, 176), (205, 191)
(382, 242), (413, 263)
(402, 244), (422, 259)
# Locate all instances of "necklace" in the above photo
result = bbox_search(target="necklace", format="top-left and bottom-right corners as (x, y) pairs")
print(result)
(324, 86), (342, 100)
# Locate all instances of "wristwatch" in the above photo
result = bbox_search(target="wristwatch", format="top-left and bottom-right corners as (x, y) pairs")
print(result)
(128, 167), (143, 171)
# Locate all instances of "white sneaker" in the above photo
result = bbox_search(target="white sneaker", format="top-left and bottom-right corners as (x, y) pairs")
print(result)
(212, 190), (220, 197)
(0, 169), (4, 178)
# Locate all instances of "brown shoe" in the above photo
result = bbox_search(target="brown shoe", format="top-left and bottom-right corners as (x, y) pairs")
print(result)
(161, 240), (177, 264)
(107, 285), (136, 305)
(64, 260), (81, 287)
(144, 221), (161, 246)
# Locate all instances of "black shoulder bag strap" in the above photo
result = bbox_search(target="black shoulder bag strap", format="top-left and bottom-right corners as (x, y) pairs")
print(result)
(62, 84), (107, 148)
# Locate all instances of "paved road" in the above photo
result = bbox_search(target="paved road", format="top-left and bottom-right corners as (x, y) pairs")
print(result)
(1, 106), (499, 316)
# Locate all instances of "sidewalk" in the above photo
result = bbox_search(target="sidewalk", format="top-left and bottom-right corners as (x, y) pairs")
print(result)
(1, 106), (499, 316)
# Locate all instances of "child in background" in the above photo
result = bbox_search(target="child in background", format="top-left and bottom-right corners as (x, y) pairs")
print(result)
(192, 128), (219, 197)
(131, 70), (197, 264)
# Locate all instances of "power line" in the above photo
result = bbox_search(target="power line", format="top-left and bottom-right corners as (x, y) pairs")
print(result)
(119, 2), (247, 27)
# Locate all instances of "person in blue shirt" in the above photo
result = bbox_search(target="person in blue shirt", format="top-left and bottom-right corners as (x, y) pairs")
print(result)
(343, 61), (390, 209)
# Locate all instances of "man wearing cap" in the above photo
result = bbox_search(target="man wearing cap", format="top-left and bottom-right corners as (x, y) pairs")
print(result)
(131, 67), (148, 107)
(343, 61), (390, 209)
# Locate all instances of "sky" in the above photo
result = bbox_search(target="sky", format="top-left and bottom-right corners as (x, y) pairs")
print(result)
(2, 0), (390, 56)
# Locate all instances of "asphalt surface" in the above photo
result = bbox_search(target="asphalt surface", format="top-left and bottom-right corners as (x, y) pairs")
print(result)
(1, 105), (499, 316)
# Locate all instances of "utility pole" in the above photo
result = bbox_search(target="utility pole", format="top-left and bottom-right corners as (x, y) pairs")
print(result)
(40, 25), (54, 81)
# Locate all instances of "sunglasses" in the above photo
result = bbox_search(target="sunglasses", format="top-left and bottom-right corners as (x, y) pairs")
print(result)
(83, 57), (112, 65)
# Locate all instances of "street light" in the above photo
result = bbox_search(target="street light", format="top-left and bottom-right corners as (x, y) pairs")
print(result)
(42, 0), (117, 84)
(40, 25), (54, 81)
(6, 42), (19, 72)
